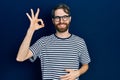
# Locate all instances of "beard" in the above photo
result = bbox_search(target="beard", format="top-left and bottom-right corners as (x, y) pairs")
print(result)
(54, 22), (70, 33)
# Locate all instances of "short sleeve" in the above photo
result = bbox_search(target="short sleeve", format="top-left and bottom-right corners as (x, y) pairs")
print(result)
(79, 39), (91, 64)
(29, 37), (45, 62)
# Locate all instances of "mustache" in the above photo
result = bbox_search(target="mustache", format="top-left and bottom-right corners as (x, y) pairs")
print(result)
(57, 23), (67, 25)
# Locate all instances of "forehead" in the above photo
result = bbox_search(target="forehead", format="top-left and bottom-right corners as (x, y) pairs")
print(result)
(54, 9), (68, 16)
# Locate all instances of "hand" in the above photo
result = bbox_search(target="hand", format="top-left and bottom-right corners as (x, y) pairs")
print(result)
(26, 8), (44, 31)
(60, 69), (80, 80)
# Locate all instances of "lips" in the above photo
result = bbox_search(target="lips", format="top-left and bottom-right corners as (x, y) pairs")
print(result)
(59, 24), (65, 27)
(58, 23), (67, 27)
(55, 23), (69, 32)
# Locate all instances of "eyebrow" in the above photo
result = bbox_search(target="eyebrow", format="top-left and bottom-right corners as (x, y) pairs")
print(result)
(54, 15), (69, 17)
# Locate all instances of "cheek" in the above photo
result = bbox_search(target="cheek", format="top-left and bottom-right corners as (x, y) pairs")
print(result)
(52, 20), (56, 24)
(54, 21), (59, 25)
(66, 21), (70, 24)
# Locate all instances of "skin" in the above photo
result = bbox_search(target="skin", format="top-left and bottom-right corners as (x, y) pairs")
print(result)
(16, 8), (89, 80)
(52, 9), (71, 38)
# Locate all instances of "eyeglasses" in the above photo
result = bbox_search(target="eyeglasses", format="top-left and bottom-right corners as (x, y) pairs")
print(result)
(53, 15), (70, 22)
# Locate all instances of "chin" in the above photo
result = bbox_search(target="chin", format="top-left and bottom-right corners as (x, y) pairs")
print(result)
(57, 28), (68, 33)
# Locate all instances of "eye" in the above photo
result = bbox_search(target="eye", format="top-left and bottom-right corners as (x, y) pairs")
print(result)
(54, 16), (60, 19)
(62, 16), (70, 20)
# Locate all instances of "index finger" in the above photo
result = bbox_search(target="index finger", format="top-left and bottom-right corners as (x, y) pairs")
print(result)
(60, 74), (70, 78)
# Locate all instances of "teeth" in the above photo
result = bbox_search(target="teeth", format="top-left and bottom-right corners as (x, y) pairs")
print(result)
(57, 24), (66, 27)
(60, 25), (65, 27)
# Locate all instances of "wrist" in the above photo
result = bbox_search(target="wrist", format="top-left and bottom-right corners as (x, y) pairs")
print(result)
(76, 70), (81, 77)
(27, 28), (35, 34)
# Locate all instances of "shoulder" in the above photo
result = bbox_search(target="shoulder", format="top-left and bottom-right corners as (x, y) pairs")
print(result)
(72, 34), (87, 48)
(41, 34), (54, 40)
(72, 34), (85, 42)
(37, 34), (54, 43)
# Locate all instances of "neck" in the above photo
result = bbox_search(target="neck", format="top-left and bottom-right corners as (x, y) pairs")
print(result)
(55, 30), (71, 38)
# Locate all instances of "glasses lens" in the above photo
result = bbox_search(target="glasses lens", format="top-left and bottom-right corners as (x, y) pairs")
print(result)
(62, 16), (70, 21)
(53, 15), (70, 21)
(54, 16), (60, 21)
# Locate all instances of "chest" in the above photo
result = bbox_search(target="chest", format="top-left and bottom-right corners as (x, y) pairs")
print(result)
(41, 41), (79, 62)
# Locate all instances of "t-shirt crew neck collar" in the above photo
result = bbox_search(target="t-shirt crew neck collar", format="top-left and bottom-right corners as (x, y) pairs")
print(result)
(54, 33), (72, 40)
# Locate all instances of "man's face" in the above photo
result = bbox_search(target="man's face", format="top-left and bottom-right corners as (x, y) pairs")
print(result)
(52, 9), (71, 33)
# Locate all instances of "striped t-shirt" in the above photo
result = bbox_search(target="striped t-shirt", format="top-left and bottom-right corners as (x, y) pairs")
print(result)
(29, 34), (91, 80)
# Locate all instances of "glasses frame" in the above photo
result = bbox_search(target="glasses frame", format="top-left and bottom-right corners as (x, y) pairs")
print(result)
(53, 15), (70, 22)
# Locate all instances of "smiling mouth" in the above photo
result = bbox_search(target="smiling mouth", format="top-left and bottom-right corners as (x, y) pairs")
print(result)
(59, 24), (65, 27)
(58, 23), (66, 27)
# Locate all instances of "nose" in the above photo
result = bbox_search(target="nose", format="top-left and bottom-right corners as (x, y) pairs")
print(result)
(59, 18), (64, 23)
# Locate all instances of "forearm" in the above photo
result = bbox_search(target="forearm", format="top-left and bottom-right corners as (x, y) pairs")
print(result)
(60, 64), (89, 80)
(16, 28), (34, 61)
(77, 64), (89, 77)
(16, 8), (44, 62)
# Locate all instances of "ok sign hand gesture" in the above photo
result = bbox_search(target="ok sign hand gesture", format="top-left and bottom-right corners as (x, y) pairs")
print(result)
(26, 8), (44, 31)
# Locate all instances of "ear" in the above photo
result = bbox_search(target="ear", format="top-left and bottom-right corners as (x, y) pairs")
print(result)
(69, 16), (72, 22)
(52, 18), (54, 23)
(52, 18), (54, 21)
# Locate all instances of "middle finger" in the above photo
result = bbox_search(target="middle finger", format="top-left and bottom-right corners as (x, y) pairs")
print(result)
(35, 8), (40, 19)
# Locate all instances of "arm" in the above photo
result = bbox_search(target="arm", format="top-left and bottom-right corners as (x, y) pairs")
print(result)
(60, 64), (89, 80)
(77, 64), (89, 76)
(16, 8), (44, 62)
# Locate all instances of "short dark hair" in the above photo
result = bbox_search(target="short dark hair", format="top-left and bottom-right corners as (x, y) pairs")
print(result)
(51, 3), (71, 18)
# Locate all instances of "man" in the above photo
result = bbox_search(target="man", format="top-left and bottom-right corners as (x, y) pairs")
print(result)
(16, 4), (91, 80)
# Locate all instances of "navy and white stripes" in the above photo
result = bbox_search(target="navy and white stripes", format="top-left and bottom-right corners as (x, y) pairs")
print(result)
(30, 34), (91, 80)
